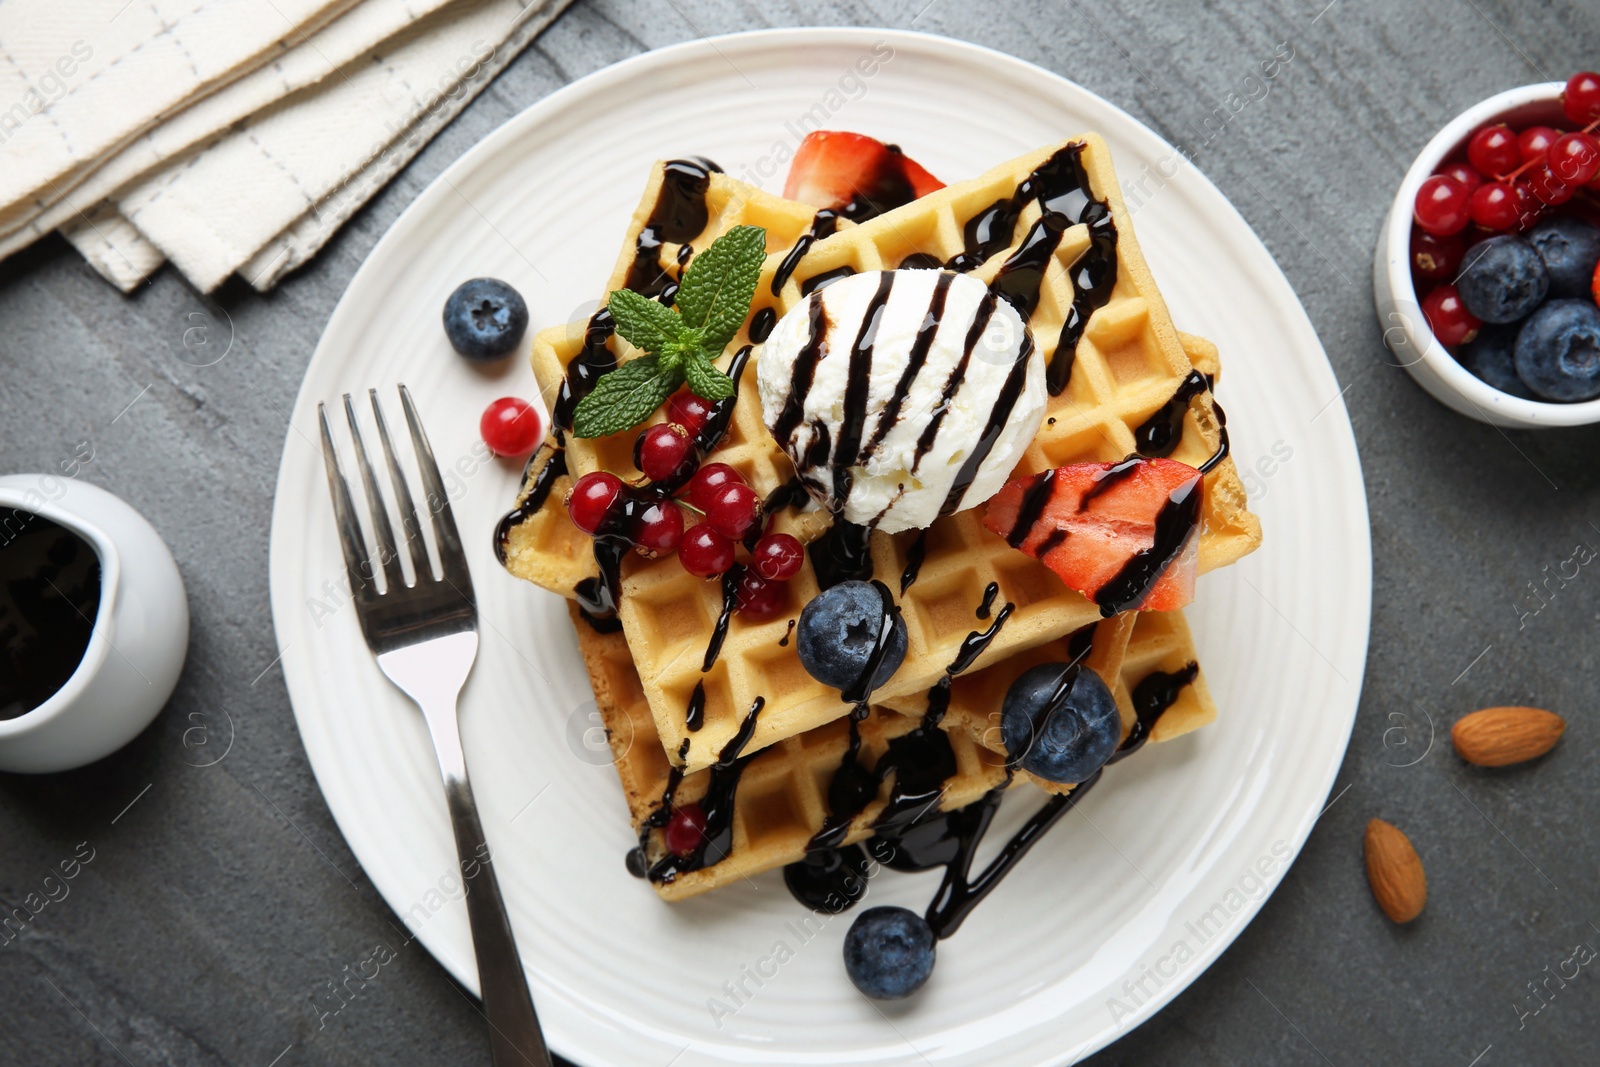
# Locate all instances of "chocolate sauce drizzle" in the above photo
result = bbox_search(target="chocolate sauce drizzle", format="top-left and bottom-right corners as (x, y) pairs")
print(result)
(900, 531), (928, 594)
(1108, 661), (1198, 764)
(1134, 368), (1235, 476)
(771, 210), (841, 295)
(492, 445), (568, 566)
(748, 306), (777, 344)
(623, 158), (719, 298)
(645, 696), (766, 884)
(976, 582), (1000, 619)
(800, 266), (857, 295)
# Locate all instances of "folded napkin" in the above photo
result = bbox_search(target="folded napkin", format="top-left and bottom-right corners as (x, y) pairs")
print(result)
(0, 0), (572, 292)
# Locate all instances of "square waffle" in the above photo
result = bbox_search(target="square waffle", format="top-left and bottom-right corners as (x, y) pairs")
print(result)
(503, 138), (1261, 775)
(569, 602), (1144, 901)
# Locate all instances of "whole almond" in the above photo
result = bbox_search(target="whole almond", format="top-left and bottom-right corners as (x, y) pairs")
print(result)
(1364, 818), (1426, 923)
(1451, 706), (1565, 767)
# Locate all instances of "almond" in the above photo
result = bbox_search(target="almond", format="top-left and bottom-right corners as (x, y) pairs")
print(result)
(1451, 706), (1565, 767)
(1364, 818), (1426, 923)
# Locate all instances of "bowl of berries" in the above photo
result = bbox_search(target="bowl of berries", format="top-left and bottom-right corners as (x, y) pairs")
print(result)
(1376, 72), (1600, 426)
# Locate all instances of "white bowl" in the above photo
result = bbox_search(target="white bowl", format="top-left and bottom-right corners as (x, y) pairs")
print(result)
(0, 475), (188, 773)
(1374, 81), (1600, 427)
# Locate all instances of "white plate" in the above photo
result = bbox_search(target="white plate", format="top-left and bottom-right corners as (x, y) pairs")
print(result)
(269, 28), (1369, 1066)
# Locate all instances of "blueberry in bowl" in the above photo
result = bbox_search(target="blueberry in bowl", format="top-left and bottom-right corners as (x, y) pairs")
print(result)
(1455, 235), (1548, 324)
(1514, 299), (1600, 402)
(796, 580), (908, 693)
(1000, 661), (1121, 784)
(443, 277), (529, 362)
(843, 906), (935, 999)
(1525, 216), (1600, 299)
(1457, 325), (1533, 399)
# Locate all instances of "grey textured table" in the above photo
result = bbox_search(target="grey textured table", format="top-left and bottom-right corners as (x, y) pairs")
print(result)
(4, 2), (1600, 1064)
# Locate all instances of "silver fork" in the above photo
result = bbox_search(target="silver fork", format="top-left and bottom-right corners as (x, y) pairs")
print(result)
(318, 384), (552, 1067)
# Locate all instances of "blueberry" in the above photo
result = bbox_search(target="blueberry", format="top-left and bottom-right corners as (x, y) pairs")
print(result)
(1000, 662), (1120, 784)
(1514, 299), (1600, 402)
(843, 906), (935, 999)
(1456, 235), (1549, 324)
(443, 278), (528, 361)
(1457, 324), (1533, 399)
(1526, 217), (1600, 298)
(796, 581), (907, 693)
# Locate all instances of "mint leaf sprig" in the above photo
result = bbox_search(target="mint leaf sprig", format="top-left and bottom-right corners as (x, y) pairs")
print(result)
(571, 225), (766, 439)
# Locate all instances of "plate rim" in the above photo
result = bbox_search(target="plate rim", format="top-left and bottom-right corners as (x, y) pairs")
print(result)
(268, 24), (1371, 1065)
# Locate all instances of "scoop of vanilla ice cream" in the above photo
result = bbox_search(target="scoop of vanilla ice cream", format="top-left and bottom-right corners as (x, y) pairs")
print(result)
(757, 269), (1046, 534)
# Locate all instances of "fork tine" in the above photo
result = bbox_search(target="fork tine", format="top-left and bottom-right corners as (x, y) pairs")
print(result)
(369, 388), (433, 582)
(343, 393), (406, 592)
(398, 383), (474, 594)
(318, 403), (376, 597)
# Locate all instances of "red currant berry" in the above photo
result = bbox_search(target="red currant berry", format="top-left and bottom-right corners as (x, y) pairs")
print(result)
(1467, 182), (1520, 232)
(666, 390), (716, 436)
(1518, 126), (1560, 164)
(635, 422), (696, 483)
(567, 472), (623, 534)
(734, 571), (788, 620)
(1467, 124), (1521, 178)
(679, 525), (736, 577)
(1413, 175), (1471, 236)
(1510, 180), (1544, 229)
(1410, 229), (1465, 280)
(687, 462), (745, 511)
(1526, 165), (1574, 205)
(1437, 161), (1482, 193)
(1421, 285), (1480, 348)
(751, 532), (805, 581)
(664, 803), (706, 855)
(1562, 71), (1600, 125)
(631, 500), (683, 556)
(1548, 132), (1600, 186)
(479, 397), (542, 457)
(705, 482), (761, 540)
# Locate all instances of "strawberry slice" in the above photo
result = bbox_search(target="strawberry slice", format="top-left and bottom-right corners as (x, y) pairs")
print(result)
(1592, 257), (1600, 305)
(983, 459), (1203, 615)
(784, 131), (944, 221)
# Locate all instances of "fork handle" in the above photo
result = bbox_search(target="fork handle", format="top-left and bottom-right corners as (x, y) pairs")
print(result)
(440, 773), (553, 1067)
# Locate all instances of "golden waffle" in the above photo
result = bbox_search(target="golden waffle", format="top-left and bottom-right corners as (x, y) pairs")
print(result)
(506, 139), (1261, 775)
(884, 609), (1215, 784)
(569, 603), (1139, 901)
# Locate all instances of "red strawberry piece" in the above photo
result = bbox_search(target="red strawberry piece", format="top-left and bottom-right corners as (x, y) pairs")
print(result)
(1593, 258), (1600, 306)
(983, 458), (1203, 614)
(783, 131), (944, 220)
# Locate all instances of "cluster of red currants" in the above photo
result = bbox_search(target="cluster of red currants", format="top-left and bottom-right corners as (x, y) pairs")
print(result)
(564, 390), (805, 620)
(1413, 72), (1600, 347)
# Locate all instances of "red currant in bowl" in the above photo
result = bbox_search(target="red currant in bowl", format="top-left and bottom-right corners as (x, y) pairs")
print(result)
(1412, 175), (1471, 236)
(479, 397), (542, 457)
(1563, 71), (1600, 125)
(1410, 229), (1464, 279)
(1420, 285), (1480, 348)
(1468, 182), (1520, 232)
(1467, 124), (1521, 178)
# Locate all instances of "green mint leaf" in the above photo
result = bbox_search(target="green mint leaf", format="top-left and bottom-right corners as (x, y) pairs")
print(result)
(607, 288), (681, 354)
(683, 353), (735, 402)
(571, 356), (683, 438)
(675, 225), (767, 353)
